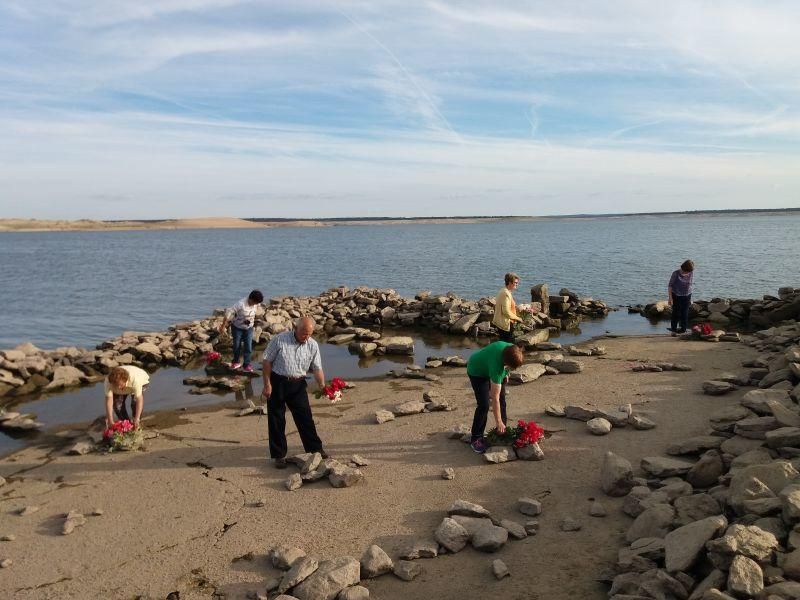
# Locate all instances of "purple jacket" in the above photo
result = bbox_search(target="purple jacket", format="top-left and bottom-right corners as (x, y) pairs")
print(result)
(669, 269), (693, 297)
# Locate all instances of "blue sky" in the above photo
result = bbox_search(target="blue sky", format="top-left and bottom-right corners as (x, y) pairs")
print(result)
(0, 1), (798, 219)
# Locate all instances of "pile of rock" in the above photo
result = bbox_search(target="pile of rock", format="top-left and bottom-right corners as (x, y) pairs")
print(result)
(182, 375), (248, 395)
(546, 403), (656, 434)
(374, 391), (453, 424)
(631, 287), (800, 330)
(282, 452), (365, 491)
(0, 285), (606, 400)
(253, 497), (542, 598)
(530, 284), (611, 330)
(0, 409), (43, 432)
(598, 372), (800, 599)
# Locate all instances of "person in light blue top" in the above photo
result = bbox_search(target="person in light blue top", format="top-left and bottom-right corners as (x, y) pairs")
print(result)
(668, 259), (694, 334)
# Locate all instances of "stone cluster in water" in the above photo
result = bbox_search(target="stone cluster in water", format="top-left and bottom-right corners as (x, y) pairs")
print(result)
(0, 285), (607, 404)
(631, 287), (800, 329)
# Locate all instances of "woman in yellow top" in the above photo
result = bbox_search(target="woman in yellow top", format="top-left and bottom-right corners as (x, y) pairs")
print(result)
(492, 272), (523, 342)
(104, 365), (150, 428)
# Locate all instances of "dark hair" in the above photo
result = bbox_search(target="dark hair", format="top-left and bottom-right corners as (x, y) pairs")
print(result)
(680, 260), (694, 273)
(502, 345), (524, 368)
(504, 272), (519, 286)
(248, 289), (264, 303)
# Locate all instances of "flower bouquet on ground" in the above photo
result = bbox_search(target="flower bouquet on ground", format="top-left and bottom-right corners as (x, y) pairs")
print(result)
(103, 419), (144, 452)
(315, 377), (347, 403)
(485, 419), (545, 460)
(690, 323), (714, 339)
(205, 351), (222, 366)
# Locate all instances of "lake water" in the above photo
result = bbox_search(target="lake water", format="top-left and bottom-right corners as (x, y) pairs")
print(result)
(1, 214), (798, 454)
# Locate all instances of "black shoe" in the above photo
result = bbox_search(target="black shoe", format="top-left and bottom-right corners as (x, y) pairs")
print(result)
(319, 450), (330, 459)
(274, 457), (287, 469)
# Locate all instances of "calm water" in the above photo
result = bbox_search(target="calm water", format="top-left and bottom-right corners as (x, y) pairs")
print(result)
(1, 215), (798, 349)
(1, 214), (798, 454)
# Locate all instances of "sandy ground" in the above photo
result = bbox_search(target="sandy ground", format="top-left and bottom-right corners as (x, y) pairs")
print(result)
(0, 334), (757, 599)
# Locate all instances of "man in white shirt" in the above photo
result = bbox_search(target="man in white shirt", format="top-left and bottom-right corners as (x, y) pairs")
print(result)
(218, 289), (263, 372)
(261, 316), (329, 468)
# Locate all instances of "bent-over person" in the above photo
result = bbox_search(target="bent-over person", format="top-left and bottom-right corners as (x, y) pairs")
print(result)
(466, 341), (524, 454)
(104, 365), (150, 428)
(261, 316), (329, 468)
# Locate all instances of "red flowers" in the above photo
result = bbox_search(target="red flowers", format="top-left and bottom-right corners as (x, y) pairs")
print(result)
(205, 351), (222, 366)
(513, 419), (544, 448)
(315, 377), (347, 402)
(103, 419), (134, 439)
(691, 323), (714, 336)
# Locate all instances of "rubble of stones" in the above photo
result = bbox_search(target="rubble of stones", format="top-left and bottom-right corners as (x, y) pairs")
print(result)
(282, 452), (367, 491)
(600, 319), (800, 600)
(250, 497), (551, 599)
(546, 402), (657, 436)
(631, 362), (693, 373)
(375, 390), (455, 424)
(0, 284), (608, 400)
(630, 286), (800, 330)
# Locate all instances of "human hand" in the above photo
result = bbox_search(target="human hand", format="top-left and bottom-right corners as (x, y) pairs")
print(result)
(261, 384), (271, 399)
(133, 419), (140, 429)
(497, 421), (506, 434)
(668, 298), (673, 306)
(105, 418), (115, 428)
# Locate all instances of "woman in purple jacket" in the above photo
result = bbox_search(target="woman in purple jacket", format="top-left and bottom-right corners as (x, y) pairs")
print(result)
(668, 259), (694, 333)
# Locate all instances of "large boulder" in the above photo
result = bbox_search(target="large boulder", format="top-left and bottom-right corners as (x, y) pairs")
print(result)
(434, 517), (470, 553)
(360, 545), (393, 578)
(601, 452), (634, 497)
(292, 557), (361, 600)
(664, 515), (727, 572)
(44, 365), (86, 390)
(507, 363), (546, 384)
(378, 336), (414, 355)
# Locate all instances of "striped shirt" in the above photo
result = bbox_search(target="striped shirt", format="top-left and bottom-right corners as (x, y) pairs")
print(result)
(262, 331), (323, 377)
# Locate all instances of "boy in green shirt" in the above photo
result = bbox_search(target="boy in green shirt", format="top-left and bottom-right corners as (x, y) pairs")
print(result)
(466, 341), (524, 453)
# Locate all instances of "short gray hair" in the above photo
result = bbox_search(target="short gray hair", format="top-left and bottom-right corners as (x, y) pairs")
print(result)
(295, 316), (316, 330)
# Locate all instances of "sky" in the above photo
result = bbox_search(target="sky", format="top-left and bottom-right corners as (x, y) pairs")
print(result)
(0, 0), (798, 219)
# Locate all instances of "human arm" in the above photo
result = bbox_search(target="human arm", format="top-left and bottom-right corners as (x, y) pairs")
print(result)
(502, 292), (523, 323)
(261, 359), (272, 399)
(313, 367), (325, 392)
(489, 382), (505, 433)
(667, 271), (677, 305)
(133, 393), (144, 428)
(105, 391), (115, 426)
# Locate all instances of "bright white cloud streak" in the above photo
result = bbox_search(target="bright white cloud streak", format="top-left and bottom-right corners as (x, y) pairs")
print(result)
(0, 0), (798, 218)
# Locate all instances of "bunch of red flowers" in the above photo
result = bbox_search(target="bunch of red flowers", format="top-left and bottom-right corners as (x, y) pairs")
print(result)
(205, 351), (222, 366)
(103, 419), (134, 439)
(513, 419), (545, 448)
(691, 323), (714, 336)
(315, 377), (347, 402)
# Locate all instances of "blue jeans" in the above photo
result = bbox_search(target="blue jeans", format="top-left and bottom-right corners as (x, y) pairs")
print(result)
(671, 295), (691, 332)
(469, 375), (508, 442)
(231, 325), (253, 366)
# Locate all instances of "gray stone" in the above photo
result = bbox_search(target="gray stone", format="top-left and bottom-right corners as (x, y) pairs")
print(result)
(328, 466), (363, 488)
(727, 555), (763, 598)
(587, 417), (612, 435)
(514, 443), (544, 460)
(721, 436), (765, 456)
(687, 450), (726, 489)
(449, 515), (493, 537)
(441, 467), (455, 480)
(664, 515), (727, 572)
(375, 410), (395, 424)
(766, 427), (800, 449)
(544, 404), (565, 417)
(742, 389), (793, 415)
(508, 363), (546, 384)
(392, 560), (422, 581)
(703, 380), (735, 395)
(492, 559), (510, 580)
(517, 497), (542, 516)
(560, 517), (581, 532)
(779, 483), (800, 520)
(360, 545), (393, 578)
(271, 546), (307, 570)
(589, 500), (607, 517)
(689, 570), (726, 600)
(471, 522), (508, 552)
(549, 359), (584, 374)
(630, 415), (657, 430)
(399, 539), (438, 560)
(337, 586), (369, 600)
(448, 499), (491, 518)
(394, 401), (426, 416)
(564, 405), (597, 421)
(62, 511), (87, 535)
(499, 518), (527, 539)
(483, 446), (516, 463)
(302, 452), (323, 474)
(524, 520), (539, 535)
(706, 524), (780, 564)
(286, 473), (303, 491)
(293, 557), (361, 600)
(667, 436), (724, 456)
(641, 456), (695, 477)
(602, 451), (635, 497)
(767, 401), (800, 428)
(627, 504), (676, 543)
(278, 556), (320, 594)
(729, 461), (799, 514)
(674, 494), (722, 527)
(434, 517), (470, 553)
(17, 505), (39, 516)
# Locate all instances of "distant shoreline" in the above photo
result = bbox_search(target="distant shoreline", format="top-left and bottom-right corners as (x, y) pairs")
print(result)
(1, 208), (798, 232)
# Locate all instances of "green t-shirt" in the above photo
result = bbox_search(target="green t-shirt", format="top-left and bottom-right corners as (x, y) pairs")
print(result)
(467, 341), (512, 384)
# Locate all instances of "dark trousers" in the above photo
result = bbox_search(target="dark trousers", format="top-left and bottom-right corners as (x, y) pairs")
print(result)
(113, 385), (146, 421)
(497, 328), (514, 343)
(469, 375), (507, 442)
(267, 373), (323, 459)
(230, 325), (254, 366)
(671, 295), (691, 332)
